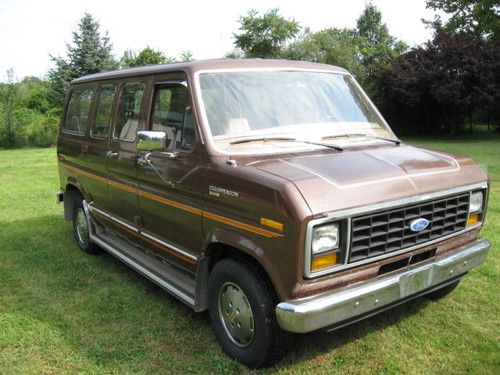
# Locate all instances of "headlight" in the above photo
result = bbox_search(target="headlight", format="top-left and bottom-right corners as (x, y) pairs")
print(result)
(312, 223), (339, 254)
(469, 191), (483, 213)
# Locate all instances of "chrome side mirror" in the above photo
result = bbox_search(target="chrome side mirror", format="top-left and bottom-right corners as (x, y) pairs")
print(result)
(137, 131), (166, 151)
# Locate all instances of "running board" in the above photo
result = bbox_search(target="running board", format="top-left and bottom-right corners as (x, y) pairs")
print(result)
(82, 201), (196, 308)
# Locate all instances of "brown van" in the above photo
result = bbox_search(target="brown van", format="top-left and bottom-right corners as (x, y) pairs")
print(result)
(56, 59), (491, 368)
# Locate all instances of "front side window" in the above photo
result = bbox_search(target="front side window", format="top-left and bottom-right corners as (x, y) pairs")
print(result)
(198, 71), (394, 152)
(151, 84), (195, 150)
(63, 86), (94, 134)
(91, 84), (116, 138)
(114, 82), (144, 142)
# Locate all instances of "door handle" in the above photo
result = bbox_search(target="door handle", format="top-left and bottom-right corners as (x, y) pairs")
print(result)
(106, 150), (118, 158)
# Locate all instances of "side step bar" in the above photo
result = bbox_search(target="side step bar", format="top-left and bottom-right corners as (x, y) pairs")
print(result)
(83, 201), (197, 308)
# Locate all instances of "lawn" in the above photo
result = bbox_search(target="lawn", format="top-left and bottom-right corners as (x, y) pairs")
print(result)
(0, 134), (498, 374)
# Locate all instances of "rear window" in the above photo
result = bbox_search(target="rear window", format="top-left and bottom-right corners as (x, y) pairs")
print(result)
(91, 84), (116, 138)
(114, 82), (145, 142)
(63, 86), (94, 134)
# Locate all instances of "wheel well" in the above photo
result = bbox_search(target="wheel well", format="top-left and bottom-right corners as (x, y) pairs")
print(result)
(205, 243), (276, 297)
(63, 184), (83, 221)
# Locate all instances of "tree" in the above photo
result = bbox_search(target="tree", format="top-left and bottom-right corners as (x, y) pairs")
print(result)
(357, 2), (393, 45)
(180, 50), (195, 62)
(284, 28), (366, 81)
(19, 77), (51, 114)
(425, 0), (500, 40)
(282, 3), (406, 97)
(376, 32), (499, 135)
(233, 9), (300, 58)
(120, 47), (173, 67)
(0, 69), (18, 147)
(48, 13), (117, 105)
(355, 3), (407, 79)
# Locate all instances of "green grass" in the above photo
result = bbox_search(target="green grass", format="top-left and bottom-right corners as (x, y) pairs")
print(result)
(0, 135), (499, 374)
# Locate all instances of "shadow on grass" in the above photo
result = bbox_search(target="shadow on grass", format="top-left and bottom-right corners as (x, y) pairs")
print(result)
(1, 213), (435, 372)
(274, 298), (431, 372)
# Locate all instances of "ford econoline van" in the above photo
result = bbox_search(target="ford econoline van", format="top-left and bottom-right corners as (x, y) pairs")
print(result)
(56, 59), (490, 368)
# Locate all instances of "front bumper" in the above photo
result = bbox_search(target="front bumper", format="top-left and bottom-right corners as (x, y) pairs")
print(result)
(276, 238), (491, 333)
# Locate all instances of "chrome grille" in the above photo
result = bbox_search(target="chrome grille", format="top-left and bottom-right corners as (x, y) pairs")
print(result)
(349, 193), (470, 263)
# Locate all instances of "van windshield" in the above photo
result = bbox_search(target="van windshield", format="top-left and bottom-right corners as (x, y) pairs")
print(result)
(198, 70), (395, 152)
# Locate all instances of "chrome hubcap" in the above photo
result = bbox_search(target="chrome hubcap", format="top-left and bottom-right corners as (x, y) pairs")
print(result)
(75, 208), (89, 245)
(218, 282), (255, 347)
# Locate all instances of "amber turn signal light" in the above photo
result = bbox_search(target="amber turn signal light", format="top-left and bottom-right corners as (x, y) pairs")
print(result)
(260, 217), (284, 232)
(311, 252), (338, 271)
(467, 213), (479, 227)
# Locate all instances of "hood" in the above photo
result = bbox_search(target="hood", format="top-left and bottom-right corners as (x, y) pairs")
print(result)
(250, 144), (486, 214)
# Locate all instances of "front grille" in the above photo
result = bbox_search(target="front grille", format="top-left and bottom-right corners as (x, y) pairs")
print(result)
(349, 193), (470, 263)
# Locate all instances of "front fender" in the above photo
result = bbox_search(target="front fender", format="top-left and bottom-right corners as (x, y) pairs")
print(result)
(202, 227), (285, 299)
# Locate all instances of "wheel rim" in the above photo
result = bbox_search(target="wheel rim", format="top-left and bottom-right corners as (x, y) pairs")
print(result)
(218, 282), (255, 348)
(75, 208), (89, 245)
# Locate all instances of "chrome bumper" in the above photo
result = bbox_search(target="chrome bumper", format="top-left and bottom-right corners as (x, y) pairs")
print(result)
(276, 239), (491, 333)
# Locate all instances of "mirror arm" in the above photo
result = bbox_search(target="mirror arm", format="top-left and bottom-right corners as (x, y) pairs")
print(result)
(164, 151), (180, 159)
(137, 152), (177, 189)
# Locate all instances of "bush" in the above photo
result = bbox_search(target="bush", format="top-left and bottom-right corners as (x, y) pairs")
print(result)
(6, 108), (59, 148)
(0, 78), (60, 148)
(23, 114), (59, 148)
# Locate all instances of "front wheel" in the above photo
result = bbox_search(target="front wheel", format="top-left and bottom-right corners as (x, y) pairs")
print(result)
(208, 258), (292, 368)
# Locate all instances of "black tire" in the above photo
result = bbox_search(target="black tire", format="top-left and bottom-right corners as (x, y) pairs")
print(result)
(72, 197), (100, 254)
(426, 280), (460, 300)
(208, 258), (293, 368)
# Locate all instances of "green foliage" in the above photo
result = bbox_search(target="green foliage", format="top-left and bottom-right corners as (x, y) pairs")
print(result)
(355, 3), (408, 76)
(425, 0), (500, 40)
(233, 9), (300, 58)
(120, 47), (173, 68)
(0, 72), (60, 148)
(0, 69), (18, 147)
(180, 50), (194, 62)
(18, 77), (52, 114)
(282, 2), (406, 96)
(120, 48), (195, 67)
(48, 13), (117, 106)
(356, 2), (394, 45)
(350, 2), (408, 98)
(283, 28), (366, 80)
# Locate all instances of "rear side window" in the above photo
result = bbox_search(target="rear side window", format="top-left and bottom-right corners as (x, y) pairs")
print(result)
(91, 84), (116, 138)
(114, 82), (144, 142)
(63, 87), (94, 134)
(151, 84), (195, 150)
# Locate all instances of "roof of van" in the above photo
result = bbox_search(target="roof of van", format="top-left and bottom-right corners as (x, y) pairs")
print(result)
(70, 58), (348, 84)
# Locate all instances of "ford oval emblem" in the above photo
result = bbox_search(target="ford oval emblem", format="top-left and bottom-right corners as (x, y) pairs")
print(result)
(409, 218), (430, 232)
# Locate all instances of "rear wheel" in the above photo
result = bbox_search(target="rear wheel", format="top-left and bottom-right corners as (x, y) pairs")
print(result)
(208, 258), (292, 368)
(72, 198), (100, 254)
(426, 279), (460, 300)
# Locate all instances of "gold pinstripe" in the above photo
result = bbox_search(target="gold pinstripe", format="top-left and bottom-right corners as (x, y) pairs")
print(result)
(60, 160), (283, 239)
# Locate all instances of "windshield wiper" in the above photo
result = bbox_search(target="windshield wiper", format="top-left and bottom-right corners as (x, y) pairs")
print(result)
(322, 133), (401, 146)
(229, 136), (296, 145)
(322, 133), (367, 139)
(369, 136), (401, 145)
(300, 140), (343, 151)
(229, 136), (343, 151)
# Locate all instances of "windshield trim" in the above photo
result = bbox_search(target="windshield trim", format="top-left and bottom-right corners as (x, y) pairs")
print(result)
(193, 68), (396, 156)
